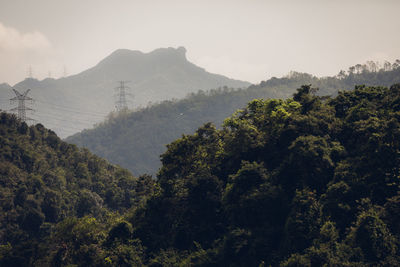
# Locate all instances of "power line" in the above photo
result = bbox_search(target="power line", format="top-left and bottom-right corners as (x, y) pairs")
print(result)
(36, 99), (109, 115)
(33, 112), (98, 125)
(36, 121), (85, 131)
(35, 120), (87, 132)
(31, 114), (94, 132)
(35, 99), (108, 118)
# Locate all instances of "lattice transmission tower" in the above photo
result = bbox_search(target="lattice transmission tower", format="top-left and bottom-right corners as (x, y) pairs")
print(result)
(115, 81), (132, 112)
(10, 89), (34, 122)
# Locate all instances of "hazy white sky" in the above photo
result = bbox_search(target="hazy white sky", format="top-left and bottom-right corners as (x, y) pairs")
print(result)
(0, 0), (399, 85)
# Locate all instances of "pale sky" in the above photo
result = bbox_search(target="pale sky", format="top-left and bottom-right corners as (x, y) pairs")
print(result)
(0, 0), (399, 85)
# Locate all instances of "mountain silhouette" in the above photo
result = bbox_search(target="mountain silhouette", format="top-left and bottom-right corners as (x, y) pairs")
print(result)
(0, 47), (250, 137)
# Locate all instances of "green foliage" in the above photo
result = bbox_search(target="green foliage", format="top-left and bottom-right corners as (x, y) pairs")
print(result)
(4, 80), (400, 266)
(0, 113), (155, 266)
(349, 206), (397, 263)
(128, 83), (400, 266)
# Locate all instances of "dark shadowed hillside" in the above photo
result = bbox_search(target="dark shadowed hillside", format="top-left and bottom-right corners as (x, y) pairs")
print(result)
(67, 64), (400, 175)
(0, 113), (155, 266)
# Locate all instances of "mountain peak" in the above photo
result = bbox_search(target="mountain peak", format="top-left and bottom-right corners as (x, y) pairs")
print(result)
(99, 46), (188, 67)
(85, 46), (193, 80)
(149, 46), (187, 59)
(111, 48), (143, 57)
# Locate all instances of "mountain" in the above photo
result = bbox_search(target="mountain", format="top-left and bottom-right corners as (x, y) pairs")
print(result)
(67, 65), (400, 176)
(0, 112), (155, 266)
(0, 47), (250, 138)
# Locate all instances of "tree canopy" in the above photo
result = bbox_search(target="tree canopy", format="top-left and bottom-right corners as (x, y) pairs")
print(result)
(3, 82), (400, 266)
(0, 113), (155, 266)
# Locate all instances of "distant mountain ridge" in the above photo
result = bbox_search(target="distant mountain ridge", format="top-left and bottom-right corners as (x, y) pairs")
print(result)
(67, 66), (400, 176)
(0, 47), (250, 137)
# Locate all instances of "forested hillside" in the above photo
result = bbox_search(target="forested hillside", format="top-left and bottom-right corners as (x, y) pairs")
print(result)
(8, 83), (400, 266)
(140, 85), (400, 266)
(123, 84), (400, 266)
(68, 63), (400, 175)
(0, 113), (155, 266)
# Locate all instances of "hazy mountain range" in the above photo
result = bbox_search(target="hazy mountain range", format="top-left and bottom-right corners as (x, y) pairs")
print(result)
(0, 47), (250, 138)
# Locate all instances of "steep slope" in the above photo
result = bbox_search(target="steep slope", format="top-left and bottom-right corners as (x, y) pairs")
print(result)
(0, 47), (250, 138)
(67, 66), (400, 176)
(0, 112), (154, 266)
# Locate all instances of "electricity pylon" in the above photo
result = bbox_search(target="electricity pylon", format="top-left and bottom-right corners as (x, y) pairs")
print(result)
(115, 81), (132, 112)
(10, 89), (34, 122)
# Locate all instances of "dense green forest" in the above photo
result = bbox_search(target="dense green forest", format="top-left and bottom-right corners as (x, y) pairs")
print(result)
(124, 83), (400, 266)
(3, 82), (400, 265)
(0, 113), (155, 266)
(67, 61), (400, 176)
